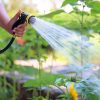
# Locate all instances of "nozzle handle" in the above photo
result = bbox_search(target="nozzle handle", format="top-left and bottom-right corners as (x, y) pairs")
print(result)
(0, 12), (28, 54)
(12, 12), (28, 30)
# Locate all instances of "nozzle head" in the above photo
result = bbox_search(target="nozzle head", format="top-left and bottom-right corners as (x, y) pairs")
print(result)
(20, 12), (36, 24)
(28, 16), (36, 24)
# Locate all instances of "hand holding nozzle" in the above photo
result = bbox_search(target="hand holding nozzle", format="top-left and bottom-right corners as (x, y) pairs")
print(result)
(6, 10), (27, 37)
(0, 11), (36, 54)
(8, 11), (36, 37)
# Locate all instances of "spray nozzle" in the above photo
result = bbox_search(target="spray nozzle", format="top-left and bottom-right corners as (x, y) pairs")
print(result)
(20, 12), (36, 24)
(18, 12), (36, 24)
(12, 12), (36, 29)
(27, 16), (36, 24)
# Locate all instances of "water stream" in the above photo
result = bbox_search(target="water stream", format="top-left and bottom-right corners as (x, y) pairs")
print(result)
(29, 17), (99, 66)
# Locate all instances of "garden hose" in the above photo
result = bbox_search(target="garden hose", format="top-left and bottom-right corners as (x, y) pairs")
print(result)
(0, 12), (35, 54)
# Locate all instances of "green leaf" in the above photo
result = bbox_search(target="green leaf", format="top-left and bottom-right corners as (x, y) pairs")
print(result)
(39, 10), (64, 18)
(24, 73), (64, 87)
(87, 1), (100, 14)
(61, 0), (78, 7)
(91, 9), (100, 15)
(75, 77), (100, 100)
(85, 0), (93, 4)
(92, 23), (100, 31)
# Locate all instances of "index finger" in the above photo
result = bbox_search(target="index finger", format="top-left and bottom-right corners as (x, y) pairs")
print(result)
(17, 22), (27, 28)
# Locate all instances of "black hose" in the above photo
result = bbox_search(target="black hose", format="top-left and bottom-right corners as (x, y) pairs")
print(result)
(0, 37), (15, 54)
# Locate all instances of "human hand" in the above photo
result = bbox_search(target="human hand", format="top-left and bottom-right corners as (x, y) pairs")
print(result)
(6, 10), (27, 37)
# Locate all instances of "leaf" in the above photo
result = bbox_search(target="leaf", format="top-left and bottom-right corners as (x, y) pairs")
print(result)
(87, 1), (100, 14)
(39, 10), (64, 18)
(24, 73), (64, 87)
(91, 9), (100, 15)
(85, 0), (93, 4)
(92, 23), (100, 31)
(75, 77), (100, 100)
(55, 78), (67, 86)
(24, 79), (37, 87)
(61, 0), (78, 7)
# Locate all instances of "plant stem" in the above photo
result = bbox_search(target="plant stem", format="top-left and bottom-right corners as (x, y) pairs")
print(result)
(36, 33), (42, 97)
(12, 66), (17, 100)
(80, 1), (85, 68)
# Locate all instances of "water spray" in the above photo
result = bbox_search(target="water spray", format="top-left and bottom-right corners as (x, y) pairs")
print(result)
(0, 12), (36, 54)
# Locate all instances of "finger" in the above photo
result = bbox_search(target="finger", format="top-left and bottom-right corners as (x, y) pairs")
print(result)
(16, 25), (27, 31)
(11, 10), (22, 23)
(15, 32), (24, 37)
(17, 23), (27, 28)
(14, 31), (24, 35)
(16, 27), (26, 32)
(15, 32), (23, 36)
(13, 28), (26, 33)
(19, 22), (27, 26)
(13, 29), (24, 36)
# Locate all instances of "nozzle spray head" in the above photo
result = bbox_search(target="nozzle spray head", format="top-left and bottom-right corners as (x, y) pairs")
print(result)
(16, 12), (36, 25)
(28, 16), (36, 24)
(24, 12), (36, 24)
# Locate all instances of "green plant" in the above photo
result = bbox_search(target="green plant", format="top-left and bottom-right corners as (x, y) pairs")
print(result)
(75, 76), (100, 100)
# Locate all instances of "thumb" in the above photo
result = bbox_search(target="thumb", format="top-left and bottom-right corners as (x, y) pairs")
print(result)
(11, 10), (21, 22)
(6, 10), (22, 33)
